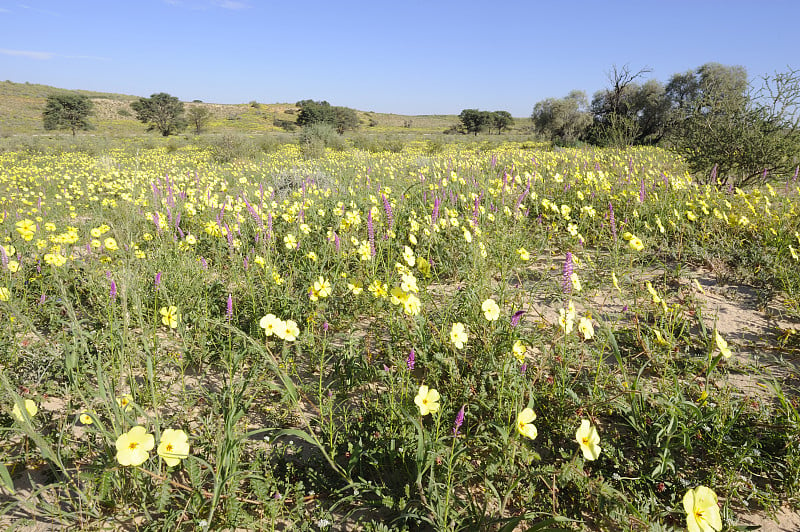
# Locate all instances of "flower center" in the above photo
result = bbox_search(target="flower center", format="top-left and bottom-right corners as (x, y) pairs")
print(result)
(129, 442), (139, 450)
(166, 444), (173, 452)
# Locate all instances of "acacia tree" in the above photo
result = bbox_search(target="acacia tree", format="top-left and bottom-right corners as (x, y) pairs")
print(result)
(186, 106), (212, 134)
(42, 93), (93, 136)
(490, 111), (514, 134)
(532, 91), (592, 145)
(589, 64), (654, 146)
(296, 100), (359, 133)
(458, 109), (490, 135)
(668, 64), (800, 185)
(131, 93), (187, 136)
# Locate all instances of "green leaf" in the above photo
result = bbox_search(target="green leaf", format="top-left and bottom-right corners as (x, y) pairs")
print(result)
(0, 461), (15, 495)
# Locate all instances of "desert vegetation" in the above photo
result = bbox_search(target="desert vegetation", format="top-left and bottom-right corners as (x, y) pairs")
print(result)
(0, 63), (799, 530)
(0, 133), (798, 530)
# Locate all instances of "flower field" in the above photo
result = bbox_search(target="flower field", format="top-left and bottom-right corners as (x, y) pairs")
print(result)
(1, 139), (799, 530)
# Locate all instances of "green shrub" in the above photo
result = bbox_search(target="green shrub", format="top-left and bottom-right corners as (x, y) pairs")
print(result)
(205, 133), (258, 162)
(298, 123), (346, 158)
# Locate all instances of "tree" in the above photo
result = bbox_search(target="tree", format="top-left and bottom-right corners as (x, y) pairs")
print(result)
(629, 79), (671, 144)
(459, 109), (492, 135)
(490, 111), (514, 134)
(595, 64), (653, 119)
(296, 100), (334, 126)
(589, 64), (654, 146)
(131, 93), (187, 136)
(532, 91), (592, 145)
(186, 106), (212, 134)
(42, 93), (93, 136)
(667, 64), (800, 186)
(665, 63), (748, 119)
(333, 106), (359, 134)
(296, 100), (359, 133)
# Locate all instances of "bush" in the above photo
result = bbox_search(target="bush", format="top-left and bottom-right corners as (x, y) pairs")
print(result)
(348, 134), (408, 153)
(425, 138), (446, 154)
(273, 118), (297, 132)
(256, 134), (292, 153)
(204, 134), (258, 162)
(298, 123), (346, 158)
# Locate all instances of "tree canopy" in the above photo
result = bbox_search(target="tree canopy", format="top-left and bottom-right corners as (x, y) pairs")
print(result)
(296, 100), (359, 134)
(458, 109), (514, 135)
(131, 93), (187, 136)
(42, 93), (94, 136)
(666, 64), (800, 185)
(532, 91), (592, 145)
(186, 105), (212, 134)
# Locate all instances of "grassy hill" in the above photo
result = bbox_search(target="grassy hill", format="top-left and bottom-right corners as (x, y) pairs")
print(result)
(0, 80), (531, 137)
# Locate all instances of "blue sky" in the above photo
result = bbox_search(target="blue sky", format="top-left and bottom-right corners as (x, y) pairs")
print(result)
(1, 1), (798, 116)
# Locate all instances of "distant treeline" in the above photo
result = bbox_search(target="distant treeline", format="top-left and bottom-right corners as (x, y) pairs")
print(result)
(523, 63), (800, 186)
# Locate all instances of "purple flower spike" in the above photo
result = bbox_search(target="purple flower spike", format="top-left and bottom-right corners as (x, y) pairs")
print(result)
(367, 210), (375, 257)
(406, 348), (415, 370)
(510, 310), (525, 328)
(453, 405), (466, 436)
(226, 294), (233, 322)
(608, 202), (617, 242)
(154, 272), (162, 291)
(110, 280), (117, 302)
(562, 252), (574, 294)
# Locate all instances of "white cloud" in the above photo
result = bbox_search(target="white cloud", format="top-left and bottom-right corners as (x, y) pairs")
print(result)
(0, 48), (54, 60)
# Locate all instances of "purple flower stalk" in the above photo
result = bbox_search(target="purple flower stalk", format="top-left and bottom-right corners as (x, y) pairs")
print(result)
(431, 197), (440, 225)
(473, 195), (481, 226)
(520, 363), (527, 374)
(367, 210), (375, 257)
(224, 223), (234, 249)
(515, 182), (530, 213)
(406, 348), (415, 370)
(510, 310), (525, 328)
(608, 202), (617, 242)
(562, 252), (573, 294)
(0, 245), (7, 269)
(453, 405), (465, 436)
(226, 294), (233, 322)
(110, 280), (117, 302)
(154, 272), (162, 291)
(382, 194), (393, 233)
